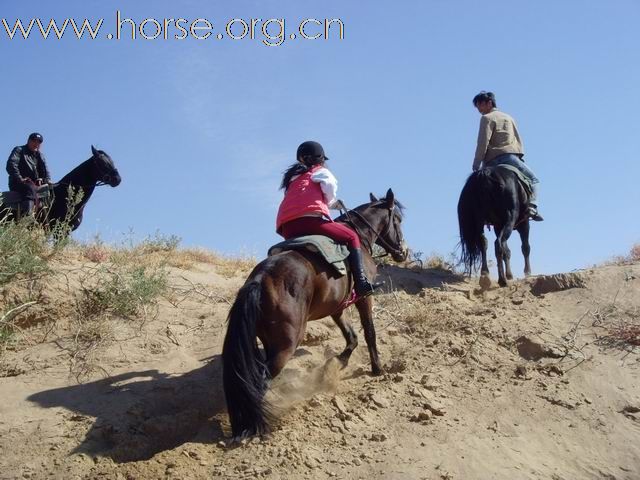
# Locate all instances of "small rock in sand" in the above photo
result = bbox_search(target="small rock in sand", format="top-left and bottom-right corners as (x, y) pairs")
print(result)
(370, 393), (390, 409)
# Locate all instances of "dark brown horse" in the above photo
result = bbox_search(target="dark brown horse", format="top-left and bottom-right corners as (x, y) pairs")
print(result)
(222, 189), (408, 440)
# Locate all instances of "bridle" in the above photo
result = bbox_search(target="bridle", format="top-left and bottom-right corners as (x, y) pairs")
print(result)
(339, 204), (405, 259)
(92, 154), (116, 186)
(55, 154), (115, 188)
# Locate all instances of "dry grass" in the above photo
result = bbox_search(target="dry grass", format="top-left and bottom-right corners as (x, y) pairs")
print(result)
(0, 226), (255, 377)
(606, 243), (640, 266)
(401, 249), (458, 274)
(73, 234), (256, 278)
(160, 248), (256, 276)
(591, 302), (640, 352)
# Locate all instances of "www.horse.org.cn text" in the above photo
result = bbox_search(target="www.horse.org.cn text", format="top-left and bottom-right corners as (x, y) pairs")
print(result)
(1, 12), (345, 46)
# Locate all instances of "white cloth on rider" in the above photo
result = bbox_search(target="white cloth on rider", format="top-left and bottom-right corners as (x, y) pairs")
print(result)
(310, 167), (338, 209)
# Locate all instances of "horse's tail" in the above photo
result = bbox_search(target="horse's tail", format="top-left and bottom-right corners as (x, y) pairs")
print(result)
(457, 170), (494, 274)
(222, 280), (273, 440)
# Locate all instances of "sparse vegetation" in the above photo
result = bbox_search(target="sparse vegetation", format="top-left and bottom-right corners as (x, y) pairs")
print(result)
(0, 218), (50, 285)
(79, 264), (168, 318)
(405, 249), (458, 273)
(606, 242), (640, 266)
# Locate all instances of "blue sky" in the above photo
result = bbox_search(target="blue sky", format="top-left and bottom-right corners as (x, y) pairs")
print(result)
(2, 0), (639, 275)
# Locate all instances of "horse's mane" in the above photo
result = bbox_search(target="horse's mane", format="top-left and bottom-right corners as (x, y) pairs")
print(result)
(58, 157), (94, 184)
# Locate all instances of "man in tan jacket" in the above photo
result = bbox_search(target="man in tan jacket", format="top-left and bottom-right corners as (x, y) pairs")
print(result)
(472, 91), (543, 221)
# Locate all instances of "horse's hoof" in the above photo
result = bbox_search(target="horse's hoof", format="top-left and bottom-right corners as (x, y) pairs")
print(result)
(371, 365), (383, 376)
(498, 279), (508, 288)
(479, 275), (492, 290)
(337, 354), (350, 369)
(506, 273), (514, 281)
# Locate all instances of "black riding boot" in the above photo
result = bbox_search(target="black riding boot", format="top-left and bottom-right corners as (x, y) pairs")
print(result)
(348, 248), (384, 298)
(527, 203), (544, 222)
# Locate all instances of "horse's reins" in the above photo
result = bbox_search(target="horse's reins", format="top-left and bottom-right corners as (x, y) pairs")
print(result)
(330, 202), (401, 313)
(338, 203), (402, 259)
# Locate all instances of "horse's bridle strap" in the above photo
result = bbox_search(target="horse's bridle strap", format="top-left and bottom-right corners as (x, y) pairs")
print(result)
(339, 206), (403, 258)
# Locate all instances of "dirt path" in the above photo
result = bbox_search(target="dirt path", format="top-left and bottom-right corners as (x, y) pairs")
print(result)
(1, 260), (639, 480)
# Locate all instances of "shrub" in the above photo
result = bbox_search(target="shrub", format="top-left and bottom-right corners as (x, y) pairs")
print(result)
(0, 218), (50, 285)
(80, 264), (168, 318)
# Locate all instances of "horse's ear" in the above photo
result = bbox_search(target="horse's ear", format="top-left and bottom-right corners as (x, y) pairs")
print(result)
(385, 188), (395, 209)
(369, 193), (378, 202)
(91, 145), (98, 156)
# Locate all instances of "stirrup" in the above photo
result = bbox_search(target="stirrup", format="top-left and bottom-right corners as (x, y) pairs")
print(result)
(355, 280), (385, 298)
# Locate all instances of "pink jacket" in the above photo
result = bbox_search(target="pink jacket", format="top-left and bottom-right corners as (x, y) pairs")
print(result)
(276, 166), (332, 232)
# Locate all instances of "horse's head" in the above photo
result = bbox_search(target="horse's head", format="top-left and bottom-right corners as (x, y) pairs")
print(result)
(91, 145), (121, 187)
(358, 188), (409, 262)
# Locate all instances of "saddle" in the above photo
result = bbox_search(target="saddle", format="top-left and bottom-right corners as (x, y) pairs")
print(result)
(493, 164), (533, 197)
(0, 184), (54, 212)
(268, 235), (350, 276)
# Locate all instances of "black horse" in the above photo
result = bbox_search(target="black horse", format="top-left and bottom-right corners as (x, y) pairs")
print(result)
(0, 146), (121, 232)
(457, 167), (531, 288)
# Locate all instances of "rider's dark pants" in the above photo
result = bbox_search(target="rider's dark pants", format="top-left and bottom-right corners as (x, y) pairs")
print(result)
(491, 153), (540, 205)
(11, 182), (38, 215)
(279, 216), (361, 249)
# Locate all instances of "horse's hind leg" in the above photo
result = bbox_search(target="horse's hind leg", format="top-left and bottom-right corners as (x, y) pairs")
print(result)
(504, 240), (514, 281)
(495, 221), (514, 287)
(263, 325), (298, 379)
(354, 297), (382, 376)
(517, 220), (532, 277)
(479, 233), (491, 289)
(331, 311), (358, 367)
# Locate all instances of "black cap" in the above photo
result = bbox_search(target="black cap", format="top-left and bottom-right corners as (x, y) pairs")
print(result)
(28, 133), (44, 143)
(297, 141), (327, 160)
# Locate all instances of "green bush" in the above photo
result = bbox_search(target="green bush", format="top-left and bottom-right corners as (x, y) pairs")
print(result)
(81, 265), (168, 318)
(0, 219), (50, 285)
(0, 324), (13, 344)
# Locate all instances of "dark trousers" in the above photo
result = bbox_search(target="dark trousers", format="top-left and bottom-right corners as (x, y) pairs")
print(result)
(10, 181), (38, 214)
(279, 216), (361, 249)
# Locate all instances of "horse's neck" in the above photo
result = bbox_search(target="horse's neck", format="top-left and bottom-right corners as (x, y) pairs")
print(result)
(56, 158), (96, 212)
(59, 158), (93, 186)
(54, 182), (94, 212)
(350, 209), (381, 251)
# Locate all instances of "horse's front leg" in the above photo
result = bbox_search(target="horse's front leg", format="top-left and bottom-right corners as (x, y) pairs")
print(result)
(331, 311), (358, 367)
(517, 221), (532, 277)
(354, 296), (382, 376)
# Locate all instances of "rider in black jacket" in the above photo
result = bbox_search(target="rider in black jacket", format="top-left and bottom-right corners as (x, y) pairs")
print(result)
(6, 133), (52, 215)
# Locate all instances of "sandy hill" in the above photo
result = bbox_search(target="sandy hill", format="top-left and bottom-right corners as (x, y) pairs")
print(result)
(0, 247), (639, 480)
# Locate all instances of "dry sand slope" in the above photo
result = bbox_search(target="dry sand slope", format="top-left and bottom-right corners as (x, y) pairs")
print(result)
(1, 256), (639, 480)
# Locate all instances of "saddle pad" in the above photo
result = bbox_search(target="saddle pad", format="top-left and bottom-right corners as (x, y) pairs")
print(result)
(494, 164), (533, 196)
(0, 185), (53, 206)
(268, 235), (349, 276)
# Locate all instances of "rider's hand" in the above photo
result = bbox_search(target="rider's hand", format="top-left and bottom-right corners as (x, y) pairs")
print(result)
(333, 199), (346, 210)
